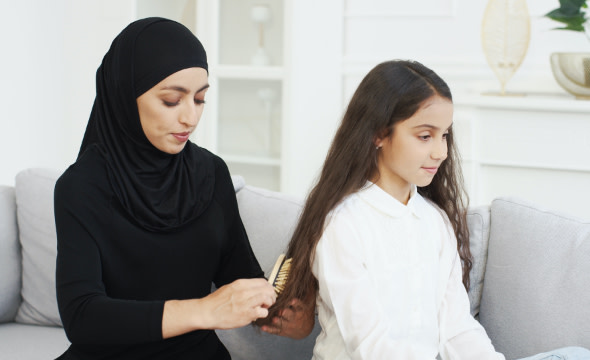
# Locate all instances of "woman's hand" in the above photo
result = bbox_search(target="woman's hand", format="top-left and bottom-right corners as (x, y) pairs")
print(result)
(203, 278), (277, 329)
(260, 298), (315, 339)
(162, 278), (276, 338)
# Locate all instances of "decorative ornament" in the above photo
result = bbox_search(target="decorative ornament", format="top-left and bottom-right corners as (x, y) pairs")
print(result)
(251, 4), (271, 66)
(481, 0), (531, 96)
(550, 52), (590, 99)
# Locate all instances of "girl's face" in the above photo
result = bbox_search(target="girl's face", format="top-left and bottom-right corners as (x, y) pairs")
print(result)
(137, 67), (209, 154)
(373, 95), (453, 204)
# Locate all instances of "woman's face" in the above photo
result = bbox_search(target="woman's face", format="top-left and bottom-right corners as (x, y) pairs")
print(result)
(137, 67), (209, 154)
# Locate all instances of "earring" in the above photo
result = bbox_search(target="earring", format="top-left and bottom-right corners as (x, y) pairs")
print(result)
(375, 145), (381, 150)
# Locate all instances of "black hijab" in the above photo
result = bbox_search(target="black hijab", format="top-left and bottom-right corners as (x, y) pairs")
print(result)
(79, 17), (215, 232)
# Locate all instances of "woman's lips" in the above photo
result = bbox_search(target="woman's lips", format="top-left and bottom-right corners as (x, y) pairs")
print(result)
(172, 132), (190, 142)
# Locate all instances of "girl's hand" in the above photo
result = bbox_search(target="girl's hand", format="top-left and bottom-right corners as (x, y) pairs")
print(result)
(261, 298), (315, 339)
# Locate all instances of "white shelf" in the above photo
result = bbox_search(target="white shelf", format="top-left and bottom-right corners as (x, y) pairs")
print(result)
(212, 65), (285, 80)
(454, 91), (590, 113)
(463, 158), (590, 173)
(220, 154), (282, 167)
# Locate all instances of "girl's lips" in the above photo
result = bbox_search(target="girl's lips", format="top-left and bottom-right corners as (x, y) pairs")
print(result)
(422, 167), (438, 174)
(172, 132), (190, 142)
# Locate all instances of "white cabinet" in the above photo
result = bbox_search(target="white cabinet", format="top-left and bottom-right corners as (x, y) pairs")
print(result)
(194, 0), (287, 192)
(453, 92), (590, 220)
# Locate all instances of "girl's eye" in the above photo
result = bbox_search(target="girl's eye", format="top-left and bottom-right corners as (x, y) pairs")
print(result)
(194, 98), (206, 105)
(442, 132), (449, 139)
(419, 135), (431, 141)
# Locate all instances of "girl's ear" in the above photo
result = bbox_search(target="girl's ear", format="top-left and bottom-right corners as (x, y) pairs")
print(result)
(373, 129), (389, 149)
(374, 126), (393, 149)
(374, 137), (383, 149)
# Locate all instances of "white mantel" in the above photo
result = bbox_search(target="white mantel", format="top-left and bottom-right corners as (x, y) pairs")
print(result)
(453, 92), (590, 220)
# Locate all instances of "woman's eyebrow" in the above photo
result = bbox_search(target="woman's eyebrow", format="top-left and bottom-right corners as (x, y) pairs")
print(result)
(160, 84), (210, 93)
(197, 84), (210, 93)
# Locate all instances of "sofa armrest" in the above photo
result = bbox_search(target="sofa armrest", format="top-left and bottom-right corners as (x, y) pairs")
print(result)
(466, 204), (492, 318)
(0, 186), (21, 323)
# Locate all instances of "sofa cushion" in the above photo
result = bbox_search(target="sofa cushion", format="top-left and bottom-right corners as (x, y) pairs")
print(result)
(217, 184), (321, 360)
(0, 186), (21, 323)
(0, 322), (69, 359)
(14, 168), (63, 326)
(479, 197), (590, 359)
(235, 185), (303, 275)
(466, 205), (491, 318)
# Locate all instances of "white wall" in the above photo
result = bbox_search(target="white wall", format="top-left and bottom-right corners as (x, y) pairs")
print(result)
(0, 0), (65, 185)
(0, 0), (134, 185)
(341, 0), (589, 97)
(1, 0), (589, 219)
(338, 0), (590, 219)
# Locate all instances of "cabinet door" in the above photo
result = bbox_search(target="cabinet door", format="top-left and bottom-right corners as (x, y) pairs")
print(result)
(196, 0), (287, 192)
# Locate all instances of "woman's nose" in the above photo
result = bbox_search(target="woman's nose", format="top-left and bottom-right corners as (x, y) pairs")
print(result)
(180, 103), (199, 127)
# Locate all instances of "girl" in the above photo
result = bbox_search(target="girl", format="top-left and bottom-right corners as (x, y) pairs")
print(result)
(266, 60), (590, 360)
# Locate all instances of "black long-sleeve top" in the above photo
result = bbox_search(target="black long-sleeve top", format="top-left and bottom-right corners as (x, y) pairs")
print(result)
(54, 145), (263, 359)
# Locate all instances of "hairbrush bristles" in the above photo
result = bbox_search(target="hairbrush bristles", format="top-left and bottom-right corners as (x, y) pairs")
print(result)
(268, 254), (292, 295)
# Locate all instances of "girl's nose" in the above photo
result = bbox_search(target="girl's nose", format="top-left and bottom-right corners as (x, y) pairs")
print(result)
(432, 140), (448, 160)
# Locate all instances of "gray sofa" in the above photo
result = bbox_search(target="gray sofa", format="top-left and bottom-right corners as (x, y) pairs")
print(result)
(1, 168), (588, 359)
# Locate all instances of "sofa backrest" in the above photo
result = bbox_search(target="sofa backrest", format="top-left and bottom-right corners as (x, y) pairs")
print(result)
(14, 168), (63, 327)
(216, 184), (322, 360)
(5, 169), (253, 330)
(0, 185), (21, 323)
(218, 185), (494, 359)
(479, 197), (590, 359)
(235, 185), (303, 274)
(1, 167), (499, 359)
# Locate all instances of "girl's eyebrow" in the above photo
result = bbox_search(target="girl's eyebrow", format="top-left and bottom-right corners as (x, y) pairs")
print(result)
(412, 123), (453, 130)
(160, 84), (210, 93)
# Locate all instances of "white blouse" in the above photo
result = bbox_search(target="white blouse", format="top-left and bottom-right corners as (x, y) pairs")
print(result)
(311, 182), (505, 360)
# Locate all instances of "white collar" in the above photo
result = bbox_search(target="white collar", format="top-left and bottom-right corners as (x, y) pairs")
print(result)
(357, 181), (424, 219)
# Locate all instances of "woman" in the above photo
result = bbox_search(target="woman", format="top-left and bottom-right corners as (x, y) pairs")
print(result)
(54, 17), (311, 360)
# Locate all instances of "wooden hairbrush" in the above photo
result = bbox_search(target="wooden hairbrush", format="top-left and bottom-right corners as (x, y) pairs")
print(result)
(267, 254), (292, 295)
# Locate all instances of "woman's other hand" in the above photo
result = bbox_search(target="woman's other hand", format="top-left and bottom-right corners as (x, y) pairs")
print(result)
(260, 298), (315, 339)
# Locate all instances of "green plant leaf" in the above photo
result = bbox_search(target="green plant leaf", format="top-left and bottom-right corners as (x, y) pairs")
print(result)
(558, 0), (586, 15)
(545, 0), (587, 32)
(547, 9), (585, 21)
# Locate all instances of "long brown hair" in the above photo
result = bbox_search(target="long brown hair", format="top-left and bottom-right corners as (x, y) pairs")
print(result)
(270, 59), (471, 318)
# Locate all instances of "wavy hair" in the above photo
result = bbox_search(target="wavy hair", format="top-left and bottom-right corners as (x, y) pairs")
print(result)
(267, 59), (471, 320)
